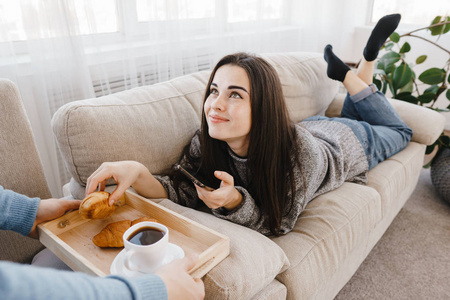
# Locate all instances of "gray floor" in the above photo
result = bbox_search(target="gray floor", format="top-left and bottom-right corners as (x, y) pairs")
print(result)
(335, 168), (450, 300)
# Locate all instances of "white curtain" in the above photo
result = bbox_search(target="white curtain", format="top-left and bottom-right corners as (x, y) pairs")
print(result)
(0, 0), (369, 197)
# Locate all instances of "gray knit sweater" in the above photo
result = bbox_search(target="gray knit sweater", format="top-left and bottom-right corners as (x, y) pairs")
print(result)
(156, 120), (368, 235)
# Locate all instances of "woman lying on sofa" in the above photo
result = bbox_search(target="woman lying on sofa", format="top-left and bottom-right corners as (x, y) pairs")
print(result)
(86, 14), (412, 236)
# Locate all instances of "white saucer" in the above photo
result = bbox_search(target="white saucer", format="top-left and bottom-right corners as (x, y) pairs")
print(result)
(110, 243), (185, 277)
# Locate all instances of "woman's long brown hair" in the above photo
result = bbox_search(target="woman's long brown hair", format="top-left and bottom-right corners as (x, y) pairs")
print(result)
(174, 52), (300, 235)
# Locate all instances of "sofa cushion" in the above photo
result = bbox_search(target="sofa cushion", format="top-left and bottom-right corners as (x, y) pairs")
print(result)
(271, 182), (382, 299)
(157, 199), (290, 300)
(251, 279), (287, 300)
(263, 52), (339, 123)
(366, 142), (425, 217)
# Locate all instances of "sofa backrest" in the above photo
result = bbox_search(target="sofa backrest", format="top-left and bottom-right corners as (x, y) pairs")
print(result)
(52, 52), (339, 199)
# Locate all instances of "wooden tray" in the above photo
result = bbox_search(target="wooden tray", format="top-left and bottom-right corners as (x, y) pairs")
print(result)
(38, 190), (230, 278)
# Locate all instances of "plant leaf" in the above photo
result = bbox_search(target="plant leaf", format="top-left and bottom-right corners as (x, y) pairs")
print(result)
(382, 81), (388, 94)
(429, 16), (444, 36)
(418, 68), (446, 84)
(399, 42), (411, 53)
(385, 42), (394, 51)
(399, 80), (413, 94)
(425, 144), (436, 155)
(447, 89), (450, 101)
(393, 62), (413, 89)
(378, 52), (401, 74)
(377, 60), (385, 71)
(416, 55), (427, 64)
(395, 92), (418, 104)
(418, 93), (436, 103)
(390, 32), (400, 43)
(444, 16), (450, 34)
(441, 135), (450, 147)
(424, 85), (439, 94)
(388, 73), (396, 96)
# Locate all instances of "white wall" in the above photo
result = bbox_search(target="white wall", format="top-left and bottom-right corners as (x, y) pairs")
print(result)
(290, 0), (372, 62)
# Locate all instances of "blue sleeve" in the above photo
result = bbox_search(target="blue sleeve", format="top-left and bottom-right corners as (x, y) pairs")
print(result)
(0, 185), (40, 236)
(0, 261), (168, 300)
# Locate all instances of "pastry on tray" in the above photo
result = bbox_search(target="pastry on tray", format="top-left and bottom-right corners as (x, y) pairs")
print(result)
(79, 191), (113, 219)
(93, 217), (158, 248)
(79, 191), (125, 219)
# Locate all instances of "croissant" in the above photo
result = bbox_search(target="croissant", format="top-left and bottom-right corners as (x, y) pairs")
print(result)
(79, 191), (116, 219)
(93, 217), (159, 248)
(92, 220), (131, 248)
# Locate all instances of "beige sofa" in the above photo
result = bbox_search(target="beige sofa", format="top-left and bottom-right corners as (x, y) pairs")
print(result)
(2, 52), (445, 299)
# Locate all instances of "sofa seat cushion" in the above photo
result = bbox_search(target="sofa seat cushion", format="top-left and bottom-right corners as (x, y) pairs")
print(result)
(366, 142), (425, 217)
(271, 182), (382, 299)
(157, 199), (290, 300)
(251, 279), (287, 300)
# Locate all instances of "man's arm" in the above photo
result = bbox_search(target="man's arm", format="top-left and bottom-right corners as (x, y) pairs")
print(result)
(0, 185), (40, 235)
(0, 185), (80, 237)
(0, 261), (167, 300)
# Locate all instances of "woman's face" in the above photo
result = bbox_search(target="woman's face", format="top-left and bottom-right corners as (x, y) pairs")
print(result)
(204, 64), (252, 157)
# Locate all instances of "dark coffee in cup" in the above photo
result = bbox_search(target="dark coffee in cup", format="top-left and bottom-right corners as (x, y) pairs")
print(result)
(127, 226), (165, 246)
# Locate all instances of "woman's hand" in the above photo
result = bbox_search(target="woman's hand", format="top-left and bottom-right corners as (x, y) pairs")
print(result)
(195, 171), (242, 210)
(86, 161), (168, 205)
(29, 198), (81, 239)
(86, 161), (146, 205)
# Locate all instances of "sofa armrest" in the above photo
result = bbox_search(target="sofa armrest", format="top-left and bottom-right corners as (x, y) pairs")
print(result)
(0, 79), (50, 263)
(325, 93), (446, 146)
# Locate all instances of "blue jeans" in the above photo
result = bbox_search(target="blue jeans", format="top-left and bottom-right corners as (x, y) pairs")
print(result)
(308, 84), (413, 170)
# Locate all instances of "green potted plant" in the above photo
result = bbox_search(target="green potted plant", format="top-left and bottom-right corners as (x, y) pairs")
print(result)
(372, 15), (450, 202)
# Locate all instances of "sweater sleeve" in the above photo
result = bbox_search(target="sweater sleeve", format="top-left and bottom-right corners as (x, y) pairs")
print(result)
(211, 186), (272, 235)
(0, 261), (167, 300)
(154, 132), (203, 208)
(154, 174), (200, 208)
(0, 185), (40, 236)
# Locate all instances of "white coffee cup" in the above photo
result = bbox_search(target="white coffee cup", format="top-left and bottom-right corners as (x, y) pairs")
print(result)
(122, 221), (169, 273)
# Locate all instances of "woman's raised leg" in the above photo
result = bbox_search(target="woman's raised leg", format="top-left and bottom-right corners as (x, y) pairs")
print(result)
(323, 14), (412, 169)
(356, 58), (375, 86)
(324, 45), (367, 96)
(323, 44), (366, 120)
(323, 13), (403, 119)
(357, 14), (401, 84)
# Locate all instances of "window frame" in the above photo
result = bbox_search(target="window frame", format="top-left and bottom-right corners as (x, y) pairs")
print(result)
(369, 0), (449, 28)
(1, 0), (294, 67)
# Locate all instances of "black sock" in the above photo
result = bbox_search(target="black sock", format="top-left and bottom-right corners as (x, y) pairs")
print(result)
(324, 45), (350, 82)
(363, 14), (401, 61)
